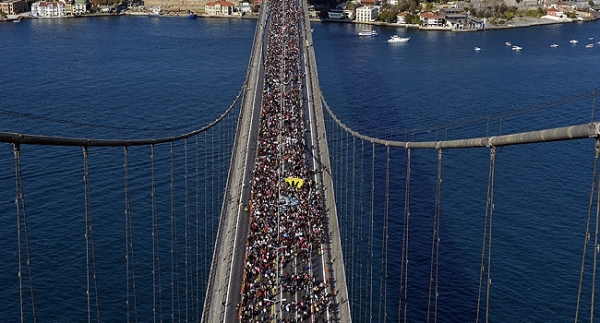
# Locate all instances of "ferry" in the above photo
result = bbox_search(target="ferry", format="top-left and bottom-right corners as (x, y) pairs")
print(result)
(358, 30), (378, 37)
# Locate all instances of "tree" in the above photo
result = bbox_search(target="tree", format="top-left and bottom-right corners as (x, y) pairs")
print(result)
(589, 0), (595, 6)
(377, 10), (397, 22)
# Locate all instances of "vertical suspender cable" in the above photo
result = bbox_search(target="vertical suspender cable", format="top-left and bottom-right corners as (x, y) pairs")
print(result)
(195, 135), (200, 320)
(204, 131), (209, 293)
(130, 147), (139, 322)
(14, 144), (24, 323)
(345, 131), (350, 274)
(211, 130), (216, 246)
(124, 146), (130, 323)
(83, 146), (100, 323)
(434, 149), (443, 323)
(151, 144), (164, 323)
(590, 140), (600, 322)
(427, 149), (443, 323)
(84, 146), (92, 323)
(476, 146), (492, 323)
(369, 141), (375, 323)
(184, 138), (190, 322)
(575, 139), (599, 322)
(351, 135), (356, 312)
(359, 139), (365, 322)
(21, 145), (36, 323)
(379, 145), (390, 323)
(169, 142), (175, 323)
(124, 146), (138, 322)
(484, 147), (497, 323)
(399, 148), (411, 323)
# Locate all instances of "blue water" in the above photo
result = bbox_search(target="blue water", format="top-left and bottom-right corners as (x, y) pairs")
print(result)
(1, 16), (600, 322)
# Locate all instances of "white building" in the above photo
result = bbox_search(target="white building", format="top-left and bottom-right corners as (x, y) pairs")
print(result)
(31, 1), (67, 17)
(237, 2), (252, 13)
(355, 5), (380, 22)
(204, 0), (235, 16)
(73, 0), (87, 15)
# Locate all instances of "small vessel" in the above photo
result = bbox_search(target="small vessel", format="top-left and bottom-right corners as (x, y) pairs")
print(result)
(148, 7), (161, 17)
(586, 43), (594, 48)
(505, 41), (511, 46)
(570, 39), (578, 44)
(474, 47), (481, 51)
(188, 13), (197, 19)
(550, 43), (559, 48)
(512, 45), (523, 50)
(589, 37), (594, 40)
(358, 30), (378, 37)
(388, 35), (410, 43)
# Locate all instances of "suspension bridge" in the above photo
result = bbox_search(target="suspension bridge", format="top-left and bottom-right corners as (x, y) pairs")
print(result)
(3, 0), (600, 322)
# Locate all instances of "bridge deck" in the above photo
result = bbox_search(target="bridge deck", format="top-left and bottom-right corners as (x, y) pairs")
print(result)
(201, 0), (350, 322)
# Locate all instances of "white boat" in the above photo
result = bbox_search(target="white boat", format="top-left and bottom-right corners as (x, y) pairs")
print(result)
(505, 42), (511, 46)
(358, 30), (378, 37)
(474, 47), (481, 51)
(512, 45), (523, 50)
(586, 44), (594, 48)
(388, 35), (410, 43)
(550, 43), (559, 48)
(570, 39), (578, 44)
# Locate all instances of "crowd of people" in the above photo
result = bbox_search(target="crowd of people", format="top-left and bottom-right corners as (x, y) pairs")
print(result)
(238, 0), (335, 321)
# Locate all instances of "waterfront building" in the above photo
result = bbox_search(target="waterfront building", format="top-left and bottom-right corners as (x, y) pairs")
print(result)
(396, 11), (406, 23)
(237, 2), (252, 13)
(204, 0), (235, 15)
(355, 5), (380, 22)
(142, 0), (206, 14)
(0, 0), (28, 15)
(73, 0), (87, 15)
(546, 7), (564, 18)
(419, 12), (444, 27)
(31, 1), (67, 18)
(63, 0), (73, 15)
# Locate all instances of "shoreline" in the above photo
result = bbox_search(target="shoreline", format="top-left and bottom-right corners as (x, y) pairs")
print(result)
(6, 11), (598, 31)
(314, 15), (598, 31)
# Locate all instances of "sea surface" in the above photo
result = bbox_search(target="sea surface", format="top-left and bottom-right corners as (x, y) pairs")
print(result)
(1, 15), (600, 322)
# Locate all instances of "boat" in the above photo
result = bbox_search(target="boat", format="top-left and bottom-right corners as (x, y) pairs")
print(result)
(474, 47), (481, 51)
(187, 13), (197, 19)
(387, 35), (410, 43)
(550, 43), (559, 48)
(148, 7), (161, 17)
(570, 39), (578, 44)
(505, 42), (511, 46)
(512, 45), (523, 50)
(358, 30), (378, 37)
(586, 44), (594, 48)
